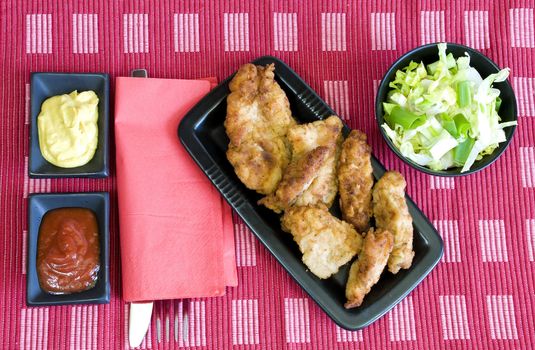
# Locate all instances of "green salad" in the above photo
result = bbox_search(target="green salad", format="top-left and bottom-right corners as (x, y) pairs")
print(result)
(382, 43), (517, 172)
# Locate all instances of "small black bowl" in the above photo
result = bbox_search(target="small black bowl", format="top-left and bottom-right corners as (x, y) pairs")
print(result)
(27, 192), (110, 306)
(375, 43), (517, 176)
(29, 73), (110, 178)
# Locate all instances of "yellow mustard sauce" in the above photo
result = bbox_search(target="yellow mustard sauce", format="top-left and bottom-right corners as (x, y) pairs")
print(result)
(37, 90), (99, 168)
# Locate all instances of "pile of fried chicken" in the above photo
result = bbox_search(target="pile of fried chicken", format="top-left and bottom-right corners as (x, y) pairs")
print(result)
(225, 63), (415, 308)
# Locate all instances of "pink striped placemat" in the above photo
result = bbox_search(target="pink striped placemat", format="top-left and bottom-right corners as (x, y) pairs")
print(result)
(1, 1), (534, 349)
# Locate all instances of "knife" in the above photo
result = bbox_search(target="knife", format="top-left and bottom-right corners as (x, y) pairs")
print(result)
(128, 68), (153, 348)
(129, 301), (153, 347)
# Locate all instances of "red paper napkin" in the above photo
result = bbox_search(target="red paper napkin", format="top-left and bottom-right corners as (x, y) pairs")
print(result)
(115, 77), (237, 302)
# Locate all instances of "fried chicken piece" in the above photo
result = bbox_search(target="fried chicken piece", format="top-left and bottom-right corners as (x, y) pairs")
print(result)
(283, 116), (343, 208)
(372, 171), (415, 274)
(258, 146), (331, 213)
(338, 130), (374, 232)
(345, 228), (394, 308)
(287, 115), (343, 157)
(225, 63), (295, 194)
(227, 138), (289, 195)
(281, 205), (363, 279)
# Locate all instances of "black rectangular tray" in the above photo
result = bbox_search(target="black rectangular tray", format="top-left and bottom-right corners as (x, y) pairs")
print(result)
(178, 56), (443, 330)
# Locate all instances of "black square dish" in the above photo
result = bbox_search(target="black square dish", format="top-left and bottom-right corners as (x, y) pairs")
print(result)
(27, 192), (110, 306)
(179, 56), (443, 330)
(29, 73), (110, 178)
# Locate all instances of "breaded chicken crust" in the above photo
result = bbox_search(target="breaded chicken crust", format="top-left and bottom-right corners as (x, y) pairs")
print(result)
(281, 205), (362, 279)
(338, 130), (374, 232)
(372, 171), (414, 274)
(225, 63), (295, 194)
(258, 146), (331, 213)
(287, 115), (343, 157)
(345, 228), (394, 308)
(284, 116), (343, 208)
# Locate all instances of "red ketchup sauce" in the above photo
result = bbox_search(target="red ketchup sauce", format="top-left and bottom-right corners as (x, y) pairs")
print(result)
(37, 208), (100, 294)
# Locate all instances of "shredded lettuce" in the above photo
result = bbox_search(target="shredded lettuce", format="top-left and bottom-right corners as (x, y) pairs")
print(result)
(382, 43), (516, 172)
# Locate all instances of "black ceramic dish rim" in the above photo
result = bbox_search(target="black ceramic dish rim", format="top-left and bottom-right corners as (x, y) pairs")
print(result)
(375, 42), (518, 177)
(29, 72), (110, 178)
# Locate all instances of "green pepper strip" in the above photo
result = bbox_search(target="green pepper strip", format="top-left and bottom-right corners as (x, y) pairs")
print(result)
(495, 96), (502, 112)
(453, 113), (470, 138)
(454, 137), (475, 164)
(442, 118), (457, 137)
(386, 106), (427, 129)
(457, 81), (472, 108)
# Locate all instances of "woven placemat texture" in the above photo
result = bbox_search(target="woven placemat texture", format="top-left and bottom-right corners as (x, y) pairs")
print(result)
(1, 1), (534, 349)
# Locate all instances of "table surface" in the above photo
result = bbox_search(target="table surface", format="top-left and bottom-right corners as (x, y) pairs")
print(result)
(1, 1), (535, 349)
